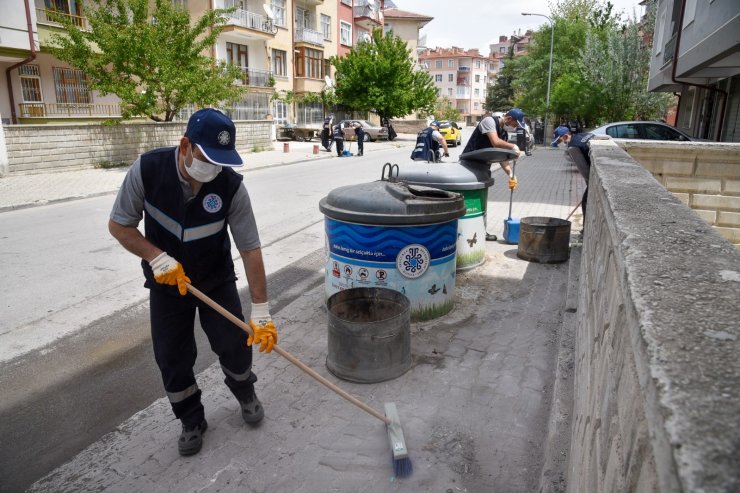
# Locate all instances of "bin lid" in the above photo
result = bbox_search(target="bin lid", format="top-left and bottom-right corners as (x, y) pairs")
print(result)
(396, 162), (494, 190)
(319, 180), (466, 225)
(459, 148), (518, 167)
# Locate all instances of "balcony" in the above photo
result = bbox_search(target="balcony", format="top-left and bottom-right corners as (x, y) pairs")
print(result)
(234, 67), (274, 88)
(353, 5), (382, 30)
(36, 7), (88, 29)
(224, 9), (277, 38)
(295, 28), (324, 47)
(18, 102), (121, 119)
(458, 66), (471, 72)
(298, 0), (324, 5)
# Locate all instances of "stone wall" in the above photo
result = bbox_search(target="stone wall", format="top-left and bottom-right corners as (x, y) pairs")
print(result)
(616, 141), (740, 245)
(569, 139), (740, 492)
(389, 119), (427, 135)
(1, 120), (272, 175)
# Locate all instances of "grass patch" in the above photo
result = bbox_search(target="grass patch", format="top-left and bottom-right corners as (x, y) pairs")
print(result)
(456, 250), (485, 268)
(411, 299), (455, 322)
(251, 145), (269, 153)
(94, 160), (129, 169)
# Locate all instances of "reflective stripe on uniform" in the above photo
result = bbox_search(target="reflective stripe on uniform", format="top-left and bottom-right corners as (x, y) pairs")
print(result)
(144, 200), (182, 239)
(221, 363), (252, 382)
(182, 220), (226, 242)
(167, 383), (199, 403)
(145, 200), (226, 242)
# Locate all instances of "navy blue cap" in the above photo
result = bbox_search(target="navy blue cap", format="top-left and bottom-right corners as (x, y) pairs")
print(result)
(185, 108), (243, 166)
(430, 120), (440, 128)
(505, 108), (526, 129)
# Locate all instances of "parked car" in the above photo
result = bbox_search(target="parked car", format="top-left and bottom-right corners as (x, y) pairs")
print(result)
(338, 120), (388, 142)
(589, 121), (695, 141)
(437, 120), (463, 147)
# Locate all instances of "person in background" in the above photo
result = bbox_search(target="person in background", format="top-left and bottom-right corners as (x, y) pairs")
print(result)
(353, 122), (365, 157)
(462, 108), (525, 241)
(552, 121), (571, 147)
(108, 108), (277, 457)
(411, 120), (449, 162)
(333, 123), (345, 157)
(321, 114), (334, 151)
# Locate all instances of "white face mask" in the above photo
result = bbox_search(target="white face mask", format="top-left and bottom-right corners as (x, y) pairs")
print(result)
(186, 146), (221, 183)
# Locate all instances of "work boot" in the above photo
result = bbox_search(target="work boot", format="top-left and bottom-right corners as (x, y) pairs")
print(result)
(178, 419), (207, 456)
(240, 391), (265, 425)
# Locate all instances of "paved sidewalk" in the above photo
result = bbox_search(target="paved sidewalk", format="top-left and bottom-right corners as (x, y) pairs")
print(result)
(23, 145), (586, 492)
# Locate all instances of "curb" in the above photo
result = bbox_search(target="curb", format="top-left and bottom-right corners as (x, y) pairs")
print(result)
(537, 245), (580, 493)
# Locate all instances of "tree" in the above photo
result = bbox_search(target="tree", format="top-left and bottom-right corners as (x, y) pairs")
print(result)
(331, 28), (436, 122)
(486, 47), (516, 112)
(49, 0), (245, 121)
(433, 96), (461, 122)
(580, 8), (672, 122)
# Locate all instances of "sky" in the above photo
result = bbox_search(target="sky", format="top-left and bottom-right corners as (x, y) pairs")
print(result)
(389, 0), (645, 56)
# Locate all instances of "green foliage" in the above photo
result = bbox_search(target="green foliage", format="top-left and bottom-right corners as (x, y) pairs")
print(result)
(331, 28), (437, 122)
(49, 0), (245, 121)
(433, 97), (461, 122)
(486, 48), (517, 112)
(510, 0), (669, 126)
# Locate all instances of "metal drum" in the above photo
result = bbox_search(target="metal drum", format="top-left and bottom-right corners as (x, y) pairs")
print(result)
(517, 217), (571, 263)
(326, 288), (411, 383)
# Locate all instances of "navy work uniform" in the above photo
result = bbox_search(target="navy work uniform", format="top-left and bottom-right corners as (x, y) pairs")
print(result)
(411, 126), (440, 162)
(333, 124), (345, 156)
(354, 123), (365, 156)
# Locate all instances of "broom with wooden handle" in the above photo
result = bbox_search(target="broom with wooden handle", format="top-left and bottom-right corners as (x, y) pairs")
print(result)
(185, 283), (413, 477)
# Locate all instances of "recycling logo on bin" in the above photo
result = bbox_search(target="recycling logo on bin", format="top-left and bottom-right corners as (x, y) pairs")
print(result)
(396, 244), (430, 279)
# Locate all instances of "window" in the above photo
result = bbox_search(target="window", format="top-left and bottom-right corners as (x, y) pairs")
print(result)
(52, 67), (90, 104)
(340, 21), (352, 46)
(295, 47), (326, 79)
(474, 88), (480, 96)
(272, 49), (287, 76)
(384, 23), (393, 34)
(19, 65), (42, 102)
(340, 0), (352, 5)
(475, 74), (480, 83)
(448, 74), (453, 82)
(271, 0), (286, 27)
(435, 60), (442, 68)
(171, 0), (187, 7)
(476, 60), (481, 68)
(273, 99), (288, 125)
(605, 124), (640, 139)
(456, 86), (465, 97)
(321, 14), (331, 40)
(294, 7), (310, 29)
(447, 88), (452, 96)
(435, 74), (442, 82)
(226, 42), (248, 68)
(474, 102), (479, 109)
(448, 59), (454, 67)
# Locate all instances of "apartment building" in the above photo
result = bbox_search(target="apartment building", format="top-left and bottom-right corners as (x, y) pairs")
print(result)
(487, 31), (532, 88)
(418, 46), (489, 125)
(647, 0), (739, 142)
(0, 0), (395, 128)
(382, 6), (432, 68)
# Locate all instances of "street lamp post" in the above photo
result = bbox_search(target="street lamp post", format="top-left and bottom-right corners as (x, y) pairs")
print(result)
(522, 12), (553, 145)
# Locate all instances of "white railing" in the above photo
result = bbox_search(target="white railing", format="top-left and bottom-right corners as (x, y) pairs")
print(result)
(295, 28), (323, 46)
(227, 9), (276, 34)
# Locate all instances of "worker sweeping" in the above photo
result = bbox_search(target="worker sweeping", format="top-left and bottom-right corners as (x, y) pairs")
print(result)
(108, 108), (277, 457)
(462, 108), (525, 240)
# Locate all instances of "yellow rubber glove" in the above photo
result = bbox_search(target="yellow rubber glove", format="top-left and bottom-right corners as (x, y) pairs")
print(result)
(248, 302), (278, 353)
(508, 177), (518, 191)
(149, 252), (191, 296)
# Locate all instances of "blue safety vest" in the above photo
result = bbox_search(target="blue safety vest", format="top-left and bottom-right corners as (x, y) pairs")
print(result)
(139, 147), (243, 295)
(410, 127), (439, 161)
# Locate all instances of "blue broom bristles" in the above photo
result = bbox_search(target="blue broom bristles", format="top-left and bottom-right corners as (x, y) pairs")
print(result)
(392, 456), (413, 478)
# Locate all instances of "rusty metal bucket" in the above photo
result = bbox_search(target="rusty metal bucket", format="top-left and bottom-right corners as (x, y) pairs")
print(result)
(517, 216), (571, 263)
(326, 287), (411, 383)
